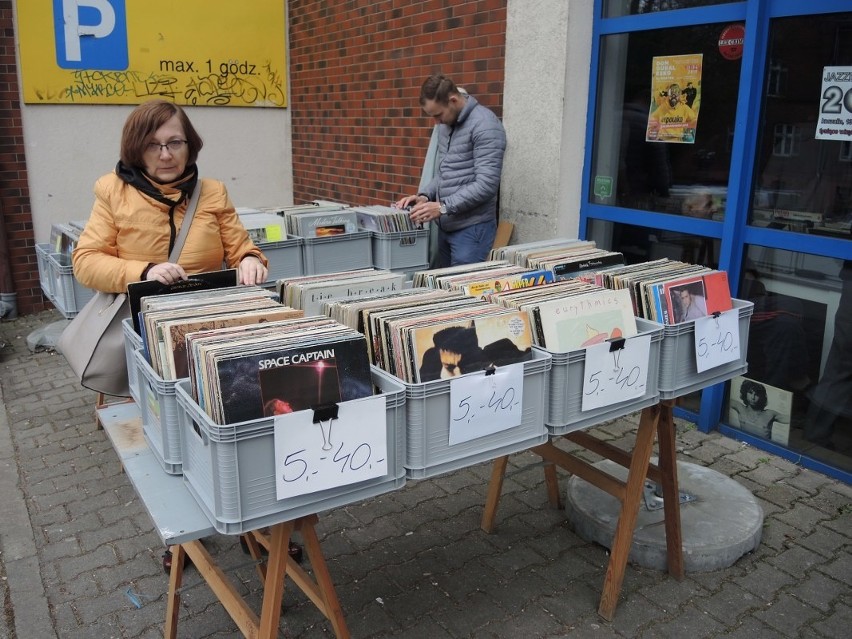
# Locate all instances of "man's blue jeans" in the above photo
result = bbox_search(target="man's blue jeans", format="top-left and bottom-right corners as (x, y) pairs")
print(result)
(437, 220), (497, 267)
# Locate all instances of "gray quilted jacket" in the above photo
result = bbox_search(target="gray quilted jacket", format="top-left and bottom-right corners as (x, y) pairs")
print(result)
(420, 95), (506, 232)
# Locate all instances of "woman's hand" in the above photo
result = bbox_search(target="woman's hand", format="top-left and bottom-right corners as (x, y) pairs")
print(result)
(238, 255), (268, 286)
(145, 262), (188, 285)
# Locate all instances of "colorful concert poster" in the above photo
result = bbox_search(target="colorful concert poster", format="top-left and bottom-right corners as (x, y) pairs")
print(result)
(646, 53), (703, 144)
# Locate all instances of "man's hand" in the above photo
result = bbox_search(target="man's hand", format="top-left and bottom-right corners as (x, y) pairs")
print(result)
(394, 194), (427, 209)
(409, 200), (442, 224)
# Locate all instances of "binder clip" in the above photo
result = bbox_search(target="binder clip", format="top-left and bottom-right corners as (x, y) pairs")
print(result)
(484, 365), (497, 376)
(311, 402), (339, 423)
(608, 337), (626, 352)
(712, 311), (722, 318)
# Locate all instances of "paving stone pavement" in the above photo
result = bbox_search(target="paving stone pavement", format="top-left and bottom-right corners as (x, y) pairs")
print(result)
(0, 310), (850, 639)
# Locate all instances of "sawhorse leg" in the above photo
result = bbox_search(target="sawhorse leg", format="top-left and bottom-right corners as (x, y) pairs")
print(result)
(595, 402), (661, 620)
(165, 516), (349, 638)
(481, 456), (562, 533)
(480, 402), (684, 621)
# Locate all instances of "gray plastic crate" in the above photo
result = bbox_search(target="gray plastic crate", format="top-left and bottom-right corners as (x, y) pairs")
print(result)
(174, 367), (406, 534)
(370, 229), (429, 270)
(658, 298), (753, 400)
(403, 348), (551, 479)
(257, 237), (304, 282)
(544, 318), (664, 435)
(35, 244), (55, 300)
(134, 350), (183, 474)
(301, 231), (372, 275)
(393, 263), (429, 288)
(122, 318), (143, 404)
(46, 251), (95, 318)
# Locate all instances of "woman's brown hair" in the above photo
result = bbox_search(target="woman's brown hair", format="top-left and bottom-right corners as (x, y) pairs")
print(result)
(120, 99), (203, 168)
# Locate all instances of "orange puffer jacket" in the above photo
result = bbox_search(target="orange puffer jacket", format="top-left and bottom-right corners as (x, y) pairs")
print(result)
(73, 172), (267, 293)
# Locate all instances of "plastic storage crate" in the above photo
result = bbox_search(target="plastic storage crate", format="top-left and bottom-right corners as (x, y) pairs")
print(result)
(657, 298), (754, 400)
(122, 318), (143, 404)
(46, 251), (95, 318)
(301, 231), (373, 275)
(403, 348), (551, 479)
(174, 367), (406, 534)
(35, 244), (55, 300)
(134, 350), (184, 474)
(370, 229), (430, 270)
(257, 237), (304, 282)
(544, 318), (664, 435)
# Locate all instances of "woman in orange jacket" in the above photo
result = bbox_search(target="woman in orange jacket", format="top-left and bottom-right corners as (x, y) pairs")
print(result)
(73, 99), (268, 291)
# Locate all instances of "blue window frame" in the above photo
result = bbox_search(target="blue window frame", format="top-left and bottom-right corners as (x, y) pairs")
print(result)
(581, 0), (852, 482)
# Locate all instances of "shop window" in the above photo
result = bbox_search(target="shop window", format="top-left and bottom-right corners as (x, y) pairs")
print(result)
(589, 24), (742, 218)
(731, 246), (850, 471)
(750, 12), (852, 235)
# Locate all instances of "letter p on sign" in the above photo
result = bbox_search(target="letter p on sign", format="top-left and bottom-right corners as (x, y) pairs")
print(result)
(54, 0), (128, 69)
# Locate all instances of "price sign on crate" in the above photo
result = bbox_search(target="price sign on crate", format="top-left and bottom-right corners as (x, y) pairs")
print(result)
(449, 363), (524, 445)
(273, 395), (387, 500)
(581, 334), (652, 412)
(694, 310), (740, 373)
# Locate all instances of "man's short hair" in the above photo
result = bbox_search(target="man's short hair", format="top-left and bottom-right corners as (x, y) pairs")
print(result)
(420, 74), (459, 106)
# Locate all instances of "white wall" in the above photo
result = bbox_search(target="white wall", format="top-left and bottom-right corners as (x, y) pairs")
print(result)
(21, 103), (294, 244)
(501, 0), (592, 243)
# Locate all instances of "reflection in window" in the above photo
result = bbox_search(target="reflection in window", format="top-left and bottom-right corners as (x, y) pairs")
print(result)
(750, 12), (852, 235)
(603, 0), (731, 18)
(772, 124), (800, 157)
(766, 60), (788, 98)
(733, 246), (850, 470)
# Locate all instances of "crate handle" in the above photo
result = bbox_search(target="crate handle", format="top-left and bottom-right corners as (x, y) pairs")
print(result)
(399, 236), (417, 247)
(191, 419), (209, 446)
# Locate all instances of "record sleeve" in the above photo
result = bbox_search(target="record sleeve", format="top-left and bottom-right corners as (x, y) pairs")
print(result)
(214, 335), (373, 424)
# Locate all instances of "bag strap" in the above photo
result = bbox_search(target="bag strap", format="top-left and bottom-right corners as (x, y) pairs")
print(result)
(168, 180), (202, 263)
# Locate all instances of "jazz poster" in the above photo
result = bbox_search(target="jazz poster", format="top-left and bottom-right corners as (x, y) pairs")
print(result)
(646, 53), (703, 144)
(815, 66), (852, 142)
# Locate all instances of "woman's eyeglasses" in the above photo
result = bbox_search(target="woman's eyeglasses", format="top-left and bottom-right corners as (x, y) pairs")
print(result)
(145, 139), (188, 154)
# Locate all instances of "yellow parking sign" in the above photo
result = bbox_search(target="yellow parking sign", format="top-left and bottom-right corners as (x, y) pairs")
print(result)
(16, 0), (287, 107)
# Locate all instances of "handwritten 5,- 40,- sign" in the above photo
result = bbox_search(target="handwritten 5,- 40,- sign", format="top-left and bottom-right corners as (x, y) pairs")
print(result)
(17, 0), (287, 107)
(273, 396), (388, 501)
(449, 363), (525, 446)
(581, 334), (652, 412)
(693, 310), (741, 373)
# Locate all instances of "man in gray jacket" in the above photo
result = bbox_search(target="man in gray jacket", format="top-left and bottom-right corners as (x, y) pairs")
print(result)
(396, 74), (506, 266)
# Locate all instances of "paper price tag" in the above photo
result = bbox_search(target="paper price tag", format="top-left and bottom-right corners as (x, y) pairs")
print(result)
(581, 333), (652, 412)
(449, 363), (524, 446)
(265, 225), (283, 241)
(273, 395), (387, 500)
(694, 310), (740, 372)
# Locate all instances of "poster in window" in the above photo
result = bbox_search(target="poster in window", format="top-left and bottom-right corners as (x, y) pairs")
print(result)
(815, 66), (852, 141)
(646, 54), (703, 144)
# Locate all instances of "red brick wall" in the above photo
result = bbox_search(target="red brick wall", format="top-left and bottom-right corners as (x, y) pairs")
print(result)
(288, 0), (507, 206)
(0, 0), (44, 315)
